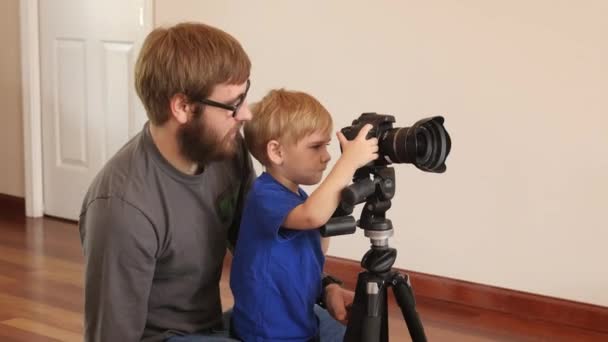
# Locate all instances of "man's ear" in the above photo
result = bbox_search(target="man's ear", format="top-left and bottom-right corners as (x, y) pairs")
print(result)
(169, 94), (191, 124)
(267, 140), (283, 166)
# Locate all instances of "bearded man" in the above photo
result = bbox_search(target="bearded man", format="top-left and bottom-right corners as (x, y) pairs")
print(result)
(79, 22), (352, 342)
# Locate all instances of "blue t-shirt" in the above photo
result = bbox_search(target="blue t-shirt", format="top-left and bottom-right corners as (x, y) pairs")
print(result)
(230, 172), (325, 342)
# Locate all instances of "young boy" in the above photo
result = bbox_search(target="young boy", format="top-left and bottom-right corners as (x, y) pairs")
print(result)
(230, 89), (378, 341)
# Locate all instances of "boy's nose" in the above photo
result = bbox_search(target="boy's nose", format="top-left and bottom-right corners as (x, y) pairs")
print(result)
(322, 149), (331, 163)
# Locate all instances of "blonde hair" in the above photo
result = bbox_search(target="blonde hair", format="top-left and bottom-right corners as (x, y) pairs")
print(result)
(134, 22), (251, 125)
(245, 89), (333, 166)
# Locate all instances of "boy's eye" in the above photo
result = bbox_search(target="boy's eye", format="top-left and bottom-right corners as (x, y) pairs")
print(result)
(310, 142), (329, 150)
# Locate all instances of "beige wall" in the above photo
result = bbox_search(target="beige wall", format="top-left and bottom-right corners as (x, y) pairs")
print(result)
(0, 0), (24, 197)
(156, 0), (608, 306)
(4, 0), (606, 307)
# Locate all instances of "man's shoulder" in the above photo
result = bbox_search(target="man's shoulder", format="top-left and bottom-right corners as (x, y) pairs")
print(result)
(80, 133), (147, 214)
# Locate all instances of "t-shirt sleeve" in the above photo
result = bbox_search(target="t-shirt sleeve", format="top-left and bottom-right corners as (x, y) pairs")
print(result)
(79, 197), (157, 342)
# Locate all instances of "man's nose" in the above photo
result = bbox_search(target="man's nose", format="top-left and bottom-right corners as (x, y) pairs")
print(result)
(235, 102), (253, 121)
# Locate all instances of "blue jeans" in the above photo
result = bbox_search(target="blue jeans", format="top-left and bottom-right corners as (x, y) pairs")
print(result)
(165, 305), (346, 342)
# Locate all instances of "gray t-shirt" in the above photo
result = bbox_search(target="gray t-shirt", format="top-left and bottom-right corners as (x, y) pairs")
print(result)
(79, 123), (254, 341)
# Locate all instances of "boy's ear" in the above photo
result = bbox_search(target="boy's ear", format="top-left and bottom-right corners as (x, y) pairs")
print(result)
(169, 93), (191, 124)
(267, 140), (283, 165)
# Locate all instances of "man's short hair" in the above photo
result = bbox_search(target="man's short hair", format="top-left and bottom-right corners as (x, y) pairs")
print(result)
(245, 89), (333, 166)
(134, 22), (251, 125)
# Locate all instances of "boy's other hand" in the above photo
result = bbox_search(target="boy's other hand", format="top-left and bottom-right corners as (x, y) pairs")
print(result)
(324, 284), (355, 325)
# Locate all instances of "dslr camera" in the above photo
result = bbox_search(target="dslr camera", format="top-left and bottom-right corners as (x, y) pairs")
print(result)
(326, 113), (451, 342)
(341, 113), (451, 173)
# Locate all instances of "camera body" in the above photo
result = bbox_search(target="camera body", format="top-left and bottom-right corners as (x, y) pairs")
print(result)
(341, 112), (451, 173)
(341, 113), (399, 167)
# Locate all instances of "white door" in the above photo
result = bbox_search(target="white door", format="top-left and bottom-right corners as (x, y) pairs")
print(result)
(39, 0), (152, 220)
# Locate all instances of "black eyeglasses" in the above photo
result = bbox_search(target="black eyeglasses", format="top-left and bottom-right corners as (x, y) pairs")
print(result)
(193, 79), (251, 118)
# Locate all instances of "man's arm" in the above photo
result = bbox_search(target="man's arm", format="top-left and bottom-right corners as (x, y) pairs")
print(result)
(79, 198), (157, 342)
(227, 137), (256, 253)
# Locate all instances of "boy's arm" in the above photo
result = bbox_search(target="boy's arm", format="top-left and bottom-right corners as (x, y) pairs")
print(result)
(283, 124), (377, 230)
(79, 198), (157, 342)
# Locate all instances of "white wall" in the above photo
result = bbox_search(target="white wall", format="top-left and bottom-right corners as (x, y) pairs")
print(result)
(156, 0), (608, 306)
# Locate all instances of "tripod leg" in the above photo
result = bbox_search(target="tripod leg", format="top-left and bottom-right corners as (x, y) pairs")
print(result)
(391, 273), (427, 342)
(344, 273), (389, 342)
(361, 282), (382, 342)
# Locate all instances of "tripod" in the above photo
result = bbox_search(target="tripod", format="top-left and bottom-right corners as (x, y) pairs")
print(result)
(344, 232), (426, 342)
(322, 166), (427, 342)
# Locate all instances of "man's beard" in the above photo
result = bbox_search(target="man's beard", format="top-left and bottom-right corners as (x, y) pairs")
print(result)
(178, 116), (240, 166)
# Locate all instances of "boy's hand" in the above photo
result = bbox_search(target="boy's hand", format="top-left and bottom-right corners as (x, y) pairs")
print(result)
(337, 124), (379, 170)
(324, 284), (354, 325)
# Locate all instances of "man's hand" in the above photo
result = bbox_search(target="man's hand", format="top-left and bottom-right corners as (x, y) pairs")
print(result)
(324, 284), (354, 325)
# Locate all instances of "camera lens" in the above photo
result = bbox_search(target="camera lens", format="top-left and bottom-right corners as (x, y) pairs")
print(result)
(381, 116), (451, 173)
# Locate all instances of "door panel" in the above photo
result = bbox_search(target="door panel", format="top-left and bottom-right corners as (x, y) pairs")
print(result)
(40, 0), (151, 219)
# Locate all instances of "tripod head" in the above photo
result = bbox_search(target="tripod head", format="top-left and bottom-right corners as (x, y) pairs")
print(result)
(321, 165), (394, 233)
(321, 165), (399, 273)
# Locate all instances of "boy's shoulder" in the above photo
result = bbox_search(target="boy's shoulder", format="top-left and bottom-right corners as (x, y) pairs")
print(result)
(250, 173), (285, 199)
(248, 173), (306, 206)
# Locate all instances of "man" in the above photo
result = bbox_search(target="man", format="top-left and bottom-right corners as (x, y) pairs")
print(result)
(79, 22), (353, 341)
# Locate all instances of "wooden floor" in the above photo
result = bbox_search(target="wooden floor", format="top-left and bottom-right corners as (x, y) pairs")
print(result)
(1, 213), (607, 341)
